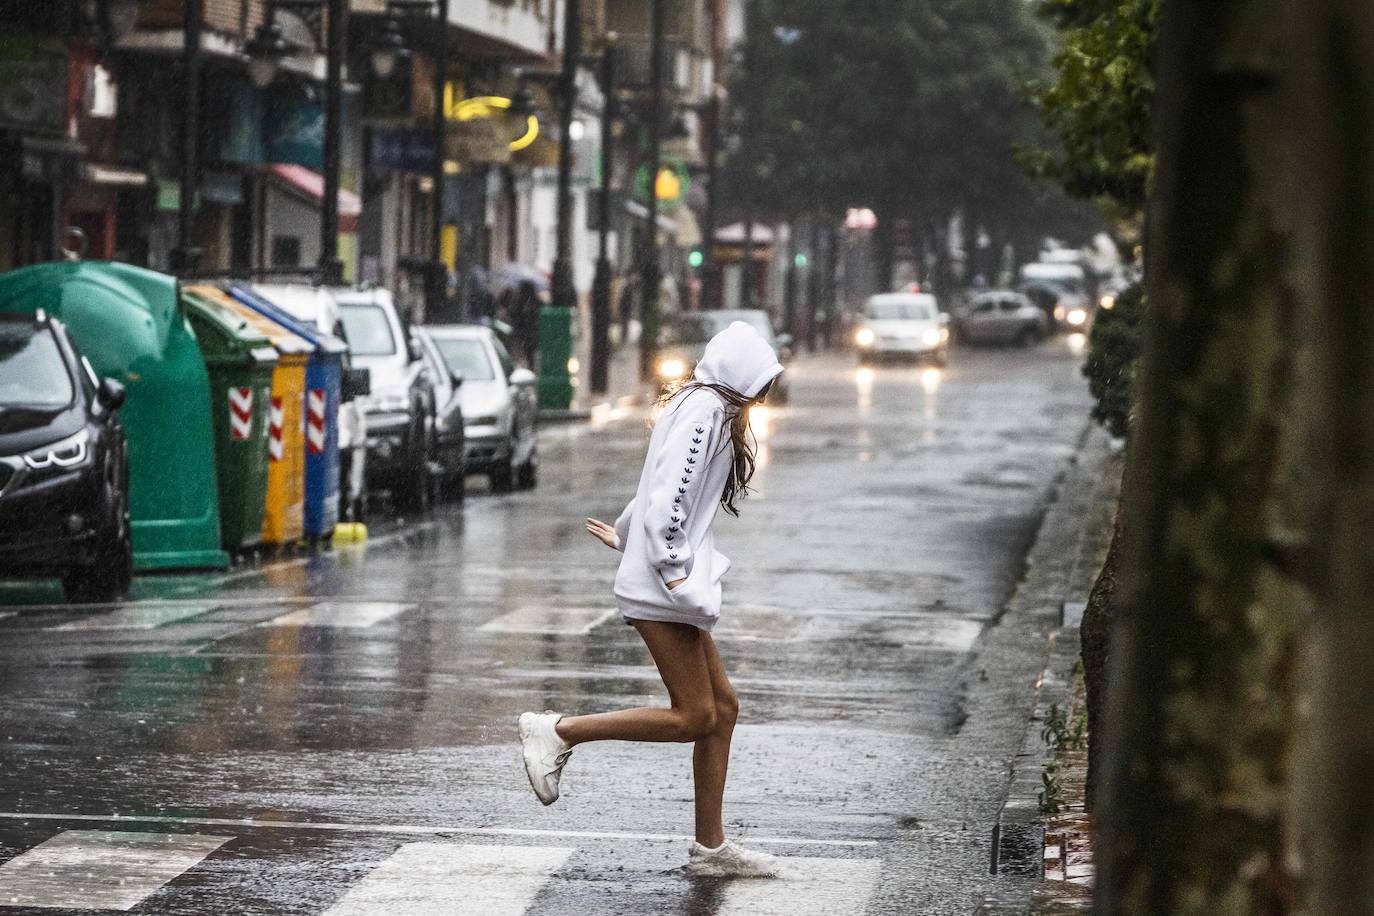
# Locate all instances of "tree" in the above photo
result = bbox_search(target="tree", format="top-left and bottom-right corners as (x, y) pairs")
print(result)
(717, 0), (1097, 293)
(1093, 2), (1303, 910)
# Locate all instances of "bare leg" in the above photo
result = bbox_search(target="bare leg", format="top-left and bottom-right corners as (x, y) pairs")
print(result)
(555, 620), (718, 745)
(692, 633), (738, 849)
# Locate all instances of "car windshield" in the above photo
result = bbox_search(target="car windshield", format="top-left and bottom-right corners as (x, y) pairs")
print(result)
(0, 322), (73, 409)
(338, 303), (397, 356)
(435, 337), (496, 381)
(669, 313), (771, 344)
(865, 299), (936, 321)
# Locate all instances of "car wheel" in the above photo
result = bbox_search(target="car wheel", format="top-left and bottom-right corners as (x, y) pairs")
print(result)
(63, 477), (132, 604)
(1016, 327), (1039, 348)
(490, 458), (514, 493)
(441, 467), (467, 502)
(393, 420), (432, 515)
(516, 448), (538, 490)
(932, 350), (948, 368)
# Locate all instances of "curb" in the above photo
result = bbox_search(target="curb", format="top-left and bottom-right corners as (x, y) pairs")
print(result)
(987, 425), (1119, 880)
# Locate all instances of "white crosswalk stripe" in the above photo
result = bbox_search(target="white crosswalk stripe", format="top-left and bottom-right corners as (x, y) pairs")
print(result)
(0, 830), (230, 911)
(715, 856), (882, 915)
(325, 843), (572, 916)
(259, 601), (413, 629)
(479, 604), (618, 635)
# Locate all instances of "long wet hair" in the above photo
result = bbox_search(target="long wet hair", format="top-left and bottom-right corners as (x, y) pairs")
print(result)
(657, 378), (774, 517)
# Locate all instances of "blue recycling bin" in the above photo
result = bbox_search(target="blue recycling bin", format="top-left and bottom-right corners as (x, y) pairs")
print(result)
(227, 285), (343, 541)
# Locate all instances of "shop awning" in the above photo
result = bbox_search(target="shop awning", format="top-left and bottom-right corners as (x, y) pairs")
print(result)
(267, 164), (361, 233)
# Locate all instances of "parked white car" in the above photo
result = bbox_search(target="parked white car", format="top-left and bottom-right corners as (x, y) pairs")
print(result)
(853, 293), (949, 365)
(420, 325), (538, 492)
(331, 287), (439, 513)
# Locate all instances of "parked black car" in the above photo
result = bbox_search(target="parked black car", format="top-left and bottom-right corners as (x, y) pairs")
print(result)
(0, 312), (131, 601)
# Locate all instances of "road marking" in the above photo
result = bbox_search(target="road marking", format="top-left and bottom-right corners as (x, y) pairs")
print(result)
(0, 830), (229, 911)
(0, 812), (877, 848)
(52, 605), (214, 631)
(478, 605), (618, 636)
(715, 856), (881, 916)
(259, 601), (413, 629)
(326, 844), (571, 916)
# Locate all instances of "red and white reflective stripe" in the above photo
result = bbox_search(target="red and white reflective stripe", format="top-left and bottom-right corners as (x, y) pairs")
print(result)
(268, 397), (285, 462)
(228, 387), (254, 440)
(306, 388), (327, 455)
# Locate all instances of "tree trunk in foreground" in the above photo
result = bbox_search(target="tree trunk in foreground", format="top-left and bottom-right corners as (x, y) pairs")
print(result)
(1080, 503), (1120, 811)
(1094, 3), (1301, 913)
(1282, 2), (1374, 911)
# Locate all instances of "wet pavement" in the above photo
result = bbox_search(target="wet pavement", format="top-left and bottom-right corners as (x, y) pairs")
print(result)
(0, 341), (1092, 914)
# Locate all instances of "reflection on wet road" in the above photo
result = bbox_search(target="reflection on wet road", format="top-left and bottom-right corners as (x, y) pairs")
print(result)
(0, 343), (1090, 914)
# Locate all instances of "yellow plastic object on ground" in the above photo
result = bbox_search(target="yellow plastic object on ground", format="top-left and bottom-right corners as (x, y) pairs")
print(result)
(185, 285), (309, 546)
(331, 522), (368, 547)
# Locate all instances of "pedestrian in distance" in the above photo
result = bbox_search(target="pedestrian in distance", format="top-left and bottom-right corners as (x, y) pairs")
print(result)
(518, 321), (785, 878)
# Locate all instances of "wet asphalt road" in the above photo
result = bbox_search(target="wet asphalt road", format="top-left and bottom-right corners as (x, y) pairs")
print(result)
(0, 341), (1091, 915)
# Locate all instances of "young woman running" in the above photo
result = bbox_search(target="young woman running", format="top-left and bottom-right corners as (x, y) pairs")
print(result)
(518, 321), (784, 878)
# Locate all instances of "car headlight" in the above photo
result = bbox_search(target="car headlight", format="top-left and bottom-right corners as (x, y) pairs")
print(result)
(855, 327), (876, 347)
(922, 328), (941, 347)
(1100, 294), (1116, 310)
(658, 358), (687, 380)
(1067, 308), (1088, 326)
(22, 429), (90, 470)
(1053, 304), (1067, 322)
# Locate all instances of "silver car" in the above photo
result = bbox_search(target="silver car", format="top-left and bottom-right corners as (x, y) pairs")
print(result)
(420, 325), (538, 492)
(954, 292), (1050, 347)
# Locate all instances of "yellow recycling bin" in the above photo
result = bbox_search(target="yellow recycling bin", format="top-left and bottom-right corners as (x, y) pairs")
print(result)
(185, 285), (308, 546)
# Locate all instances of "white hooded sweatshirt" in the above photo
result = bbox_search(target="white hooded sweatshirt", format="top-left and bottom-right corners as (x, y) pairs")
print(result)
(612, 321), (784, 631)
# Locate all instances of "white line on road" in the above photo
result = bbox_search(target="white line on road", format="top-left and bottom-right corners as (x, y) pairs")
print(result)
(52, 605), (214, 631)
(325, 843), (572, 916)
(716, 856), (882, 916)
(258, 601), (414, 629)
(0, 829), (230, 911)
(0, 812), (877, 848)
(478, 605), (618, 636)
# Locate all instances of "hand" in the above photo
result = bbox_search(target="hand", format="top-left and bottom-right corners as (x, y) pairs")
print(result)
(665, 577), (686, 590)
(586, 518), (620, 550)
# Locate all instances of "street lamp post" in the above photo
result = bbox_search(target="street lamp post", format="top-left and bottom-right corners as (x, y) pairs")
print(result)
(170, 0), (203, 273)
(427, 0), (450, 321)
(639, 0), (665, 382)
(550, 0), (579, 315)
(590, 35), (617, 395)
(318, 0), (346, 285)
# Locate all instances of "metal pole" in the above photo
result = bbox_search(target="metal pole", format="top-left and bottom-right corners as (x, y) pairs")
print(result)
(318, 0), (346, 285)
(171, 0), (203, 273)
(590, 38), (616, 395)
(429, 0), (450, 320)
(550, 0), (579, 312)
(702, 87), (720, 308)
(639, 0), (664, 382)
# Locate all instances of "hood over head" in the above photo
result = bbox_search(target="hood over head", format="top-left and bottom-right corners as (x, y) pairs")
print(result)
(693, 320), (784, 398)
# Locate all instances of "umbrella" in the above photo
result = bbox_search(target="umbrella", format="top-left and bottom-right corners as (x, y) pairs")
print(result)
(490, 264), (550, 296)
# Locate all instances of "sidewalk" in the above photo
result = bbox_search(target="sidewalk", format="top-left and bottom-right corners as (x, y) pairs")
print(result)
(972, 424), (1122, 914)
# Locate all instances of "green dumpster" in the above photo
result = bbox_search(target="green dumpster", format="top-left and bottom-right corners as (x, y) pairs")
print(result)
(0, 261), (228, 571)
(537, 305), (574, 409)
(183, 291), (278, 553)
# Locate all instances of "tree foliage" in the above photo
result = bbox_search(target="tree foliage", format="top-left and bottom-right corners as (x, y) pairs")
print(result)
(1082, 281), (1145, 437)
(718, 0), (1097, 249)
(1028, 0), (1158, 218)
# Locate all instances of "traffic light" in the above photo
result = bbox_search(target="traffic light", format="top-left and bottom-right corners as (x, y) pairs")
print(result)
(794, 253), (809, 268)
(687, 249), (705, 269)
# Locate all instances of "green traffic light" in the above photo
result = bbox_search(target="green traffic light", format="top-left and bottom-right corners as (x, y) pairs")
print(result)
(794, 253), (809, 267)
(688, 250), (705, 268)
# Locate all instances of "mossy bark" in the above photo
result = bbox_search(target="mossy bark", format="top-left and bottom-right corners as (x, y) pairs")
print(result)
(1279, 3), (1374, 911)
(1094, 3), (1302, 913)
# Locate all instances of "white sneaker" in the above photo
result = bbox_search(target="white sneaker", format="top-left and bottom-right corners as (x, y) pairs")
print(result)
(685, 840), (781, 878)
(518, 711), (572, 806)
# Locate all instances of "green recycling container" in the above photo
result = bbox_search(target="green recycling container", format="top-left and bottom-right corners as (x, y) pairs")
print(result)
(537, 305), (574, 409)
(183, 290), (279, 553)
(0, 261), (228, 571)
